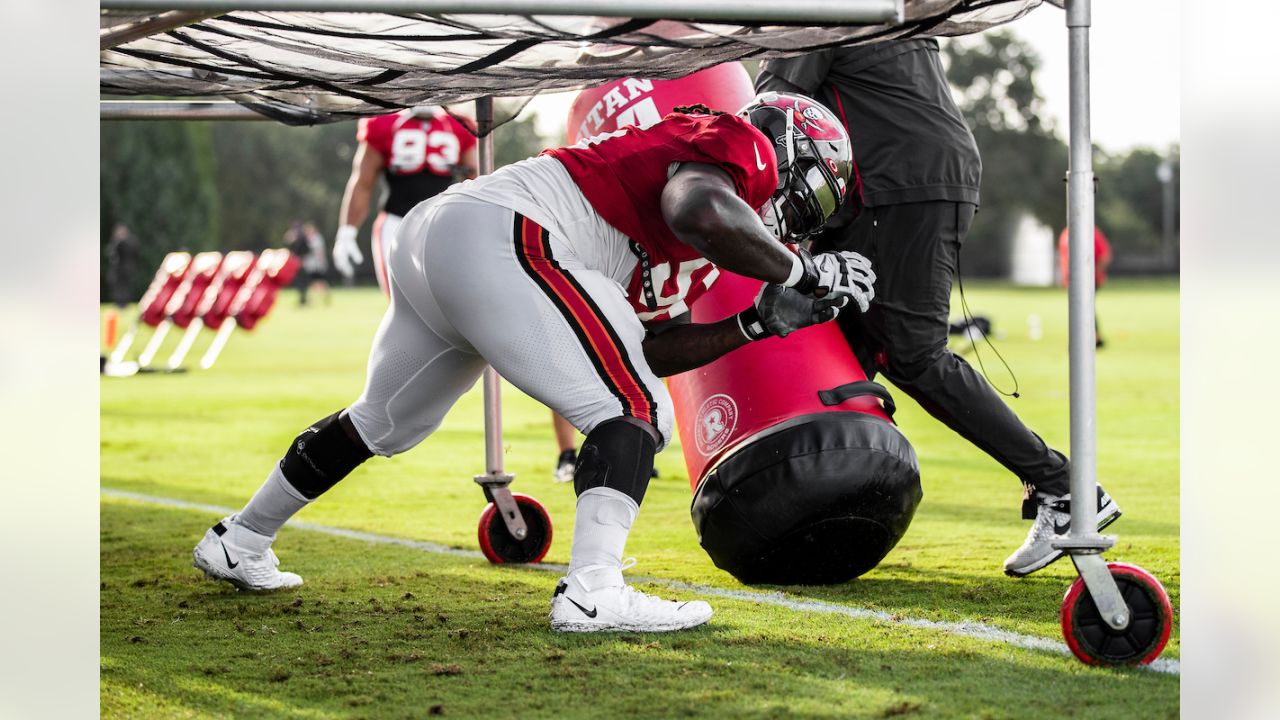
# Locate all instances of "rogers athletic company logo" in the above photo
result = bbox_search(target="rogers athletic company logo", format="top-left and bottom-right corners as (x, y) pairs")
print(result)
(695, 394), (738, 456)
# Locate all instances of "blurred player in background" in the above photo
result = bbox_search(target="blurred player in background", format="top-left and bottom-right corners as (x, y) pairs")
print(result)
(193, 95), (873, 633)
(290, 222), (330, 307)
(105, 223), (138, 309)
(1058, 224), (1112, 348)
(333, 107), (478, 293)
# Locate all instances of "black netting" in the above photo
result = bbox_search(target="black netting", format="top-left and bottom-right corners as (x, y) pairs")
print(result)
(101, 0), (1059, 127)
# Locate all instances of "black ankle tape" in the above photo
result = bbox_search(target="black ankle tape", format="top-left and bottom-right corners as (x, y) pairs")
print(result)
(573, 418), (658, 505)
(279, 411), (373, 500)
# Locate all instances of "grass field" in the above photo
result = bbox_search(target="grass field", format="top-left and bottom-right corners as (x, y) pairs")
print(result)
(100, 279), (1179, 719)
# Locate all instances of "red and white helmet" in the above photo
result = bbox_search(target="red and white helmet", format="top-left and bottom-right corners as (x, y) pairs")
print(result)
(738, 92), (853, 241)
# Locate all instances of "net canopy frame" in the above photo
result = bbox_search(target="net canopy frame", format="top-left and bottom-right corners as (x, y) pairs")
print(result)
(101, 0), (1060, 126)
(100, 1), (1118, 617)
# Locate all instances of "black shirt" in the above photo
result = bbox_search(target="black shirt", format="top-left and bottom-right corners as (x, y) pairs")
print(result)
(758, 39), (981, 208)
(384, 170), (454, 218)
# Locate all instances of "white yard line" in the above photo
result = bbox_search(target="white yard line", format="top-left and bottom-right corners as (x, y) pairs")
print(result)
(102, 487), (1180, 676)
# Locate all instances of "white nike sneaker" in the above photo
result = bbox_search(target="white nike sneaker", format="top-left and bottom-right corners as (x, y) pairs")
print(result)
(549, 561), (712, 633)
(193, 515), (303, 592)
(1003, 487), (1122, 577)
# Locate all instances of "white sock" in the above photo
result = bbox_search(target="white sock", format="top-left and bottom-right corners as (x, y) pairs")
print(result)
(235, 465), (311, 537)
(567, 487), (638, 574)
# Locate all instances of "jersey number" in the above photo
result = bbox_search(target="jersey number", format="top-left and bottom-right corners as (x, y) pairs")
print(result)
(389, 129), (460, 174)
(635, 258), (718, 322)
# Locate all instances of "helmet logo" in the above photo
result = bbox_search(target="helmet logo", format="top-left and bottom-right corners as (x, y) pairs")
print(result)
(792, 100), (844, 141)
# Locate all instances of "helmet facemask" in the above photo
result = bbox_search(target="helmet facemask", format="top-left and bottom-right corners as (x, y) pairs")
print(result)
(744, 96), (851, 242)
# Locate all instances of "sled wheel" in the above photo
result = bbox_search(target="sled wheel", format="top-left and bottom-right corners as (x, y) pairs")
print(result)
(477, 493), (553, 564)
(1061, 562), (1173, 666)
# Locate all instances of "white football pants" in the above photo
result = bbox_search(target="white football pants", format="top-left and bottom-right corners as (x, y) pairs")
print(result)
(346, 194), (672, 457)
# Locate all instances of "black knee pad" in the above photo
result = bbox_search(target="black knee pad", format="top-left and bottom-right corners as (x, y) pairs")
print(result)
(573, 418), (658, 505)
(279, 411), (373, 500)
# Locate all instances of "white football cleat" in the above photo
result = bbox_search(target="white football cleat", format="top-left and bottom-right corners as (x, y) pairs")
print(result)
(193, 515), (303, 592)
(1003, 487), (1122, 577)
(549, 561), (712, 633)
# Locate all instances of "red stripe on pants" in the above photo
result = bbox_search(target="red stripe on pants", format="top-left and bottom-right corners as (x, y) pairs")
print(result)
(517, 216), (653, 425)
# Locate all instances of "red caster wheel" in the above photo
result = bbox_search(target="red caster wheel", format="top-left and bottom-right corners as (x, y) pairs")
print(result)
(1061, 562), (1173, 666)
(477, 493), (553, 564)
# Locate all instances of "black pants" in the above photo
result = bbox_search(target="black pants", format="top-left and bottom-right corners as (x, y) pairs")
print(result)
(819, 201), (1070, 504)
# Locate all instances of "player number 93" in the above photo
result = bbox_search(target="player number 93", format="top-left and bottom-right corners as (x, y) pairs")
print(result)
(390, 129), (461, 174)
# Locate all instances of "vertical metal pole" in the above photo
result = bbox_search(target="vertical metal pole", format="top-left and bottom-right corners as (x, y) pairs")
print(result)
(1058, 0), (1129, 633)
(475, 97), (506, 479)
(1159, 159), (1177, 271)
(1066, 0), (1098, 538)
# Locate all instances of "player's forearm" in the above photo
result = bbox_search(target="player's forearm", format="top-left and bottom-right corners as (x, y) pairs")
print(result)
(642, 316), (750, 377)
(669, 187), (796, 286)
(339, 181), (373, 228)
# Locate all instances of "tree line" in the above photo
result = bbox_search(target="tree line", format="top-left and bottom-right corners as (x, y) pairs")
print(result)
(943, 32), (1179, 276)
(100, 103), (547, 300)
(101, 34), (1177, 300)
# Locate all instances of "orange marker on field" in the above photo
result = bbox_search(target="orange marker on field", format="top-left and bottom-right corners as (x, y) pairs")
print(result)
(103, 309), (119, 348)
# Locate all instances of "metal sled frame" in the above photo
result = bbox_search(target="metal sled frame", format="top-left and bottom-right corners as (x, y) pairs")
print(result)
(1049, 0), (1129, 632)
(100, 0), (1128, 630)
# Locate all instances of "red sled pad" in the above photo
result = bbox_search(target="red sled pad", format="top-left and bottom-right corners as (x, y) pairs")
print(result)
(668, 270), (920, 585)
(199, 251), (258, 330)
(164, 251), (224, 328)
(670, 271), (895, 486)
(567, 63), (756, 144)
(233, 249), (301, 330)
(138, 252), (192, 327)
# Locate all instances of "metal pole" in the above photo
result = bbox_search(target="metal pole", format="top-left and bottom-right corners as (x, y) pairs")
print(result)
(1065, 0), (1098, 539)
(100, 0), (903, 24)
(1056, 0), (1128, 634)
(100, 10), (218, 50)
(1159, 159), (1177, 272)
(100, 101), (267, 121)
(475, 97), (506, 478)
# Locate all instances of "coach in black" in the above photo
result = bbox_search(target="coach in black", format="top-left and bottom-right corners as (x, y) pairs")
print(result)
(756, 39), (1119, 577)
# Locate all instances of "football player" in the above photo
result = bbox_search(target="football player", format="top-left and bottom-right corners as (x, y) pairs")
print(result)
(333, 107), (478, 294)
(194, 94), (875, 633)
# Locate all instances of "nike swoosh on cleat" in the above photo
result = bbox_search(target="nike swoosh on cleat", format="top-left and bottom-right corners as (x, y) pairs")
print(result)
(221, 542), (239, 569)
(566, 596), (597, 618)
(1053, 503), (1119, 535)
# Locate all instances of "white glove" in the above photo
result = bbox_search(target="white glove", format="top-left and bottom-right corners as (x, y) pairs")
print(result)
(332, 224), (364, 279)
(789, 247), (876, 313)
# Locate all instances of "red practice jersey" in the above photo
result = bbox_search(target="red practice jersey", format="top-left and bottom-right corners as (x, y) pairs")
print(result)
(358, 109), (477, 217)
(1057, 226), (1112, 288)
(544, 112), (778, 322)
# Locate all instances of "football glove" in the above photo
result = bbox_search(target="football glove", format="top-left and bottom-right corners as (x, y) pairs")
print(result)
(789, 247), (876, 312)
(737, 283), (848, 341)
(332, 224), (364, 279)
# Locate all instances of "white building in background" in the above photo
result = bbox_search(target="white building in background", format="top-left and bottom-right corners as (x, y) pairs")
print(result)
(1009, 212), (1055, 287)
